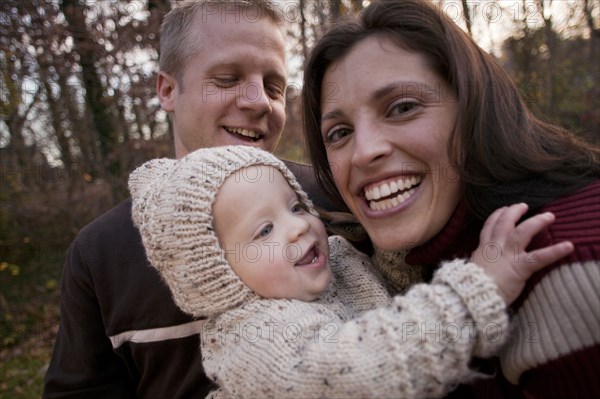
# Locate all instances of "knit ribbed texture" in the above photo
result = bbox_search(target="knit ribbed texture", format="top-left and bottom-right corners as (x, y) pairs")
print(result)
(501, 261), (600, 383)
(501, 180), (600, 392)
(405, 199), (479, 266)
(128, 146), (317, 318)
(202, 237), (508, 399)
(431, 260), (509, 358)
(515, 179), (600, 305)
(327, 236), (391, 314)
(399, 180), (600, 398)
(371, 247), (427, 295)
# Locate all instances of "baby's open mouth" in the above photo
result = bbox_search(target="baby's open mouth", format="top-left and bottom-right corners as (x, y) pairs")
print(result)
(295, 245), (319, 266)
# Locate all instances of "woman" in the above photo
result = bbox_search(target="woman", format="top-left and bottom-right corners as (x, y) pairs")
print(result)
(302, 0), (600, 397)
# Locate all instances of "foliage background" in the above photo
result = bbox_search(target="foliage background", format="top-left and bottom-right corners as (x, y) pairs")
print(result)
(1, 0), (598, 397)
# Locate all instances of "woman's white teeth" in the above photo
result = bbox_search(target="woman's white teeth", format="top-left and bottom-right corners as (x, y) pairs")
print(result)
(380, 184), (391, 197)
(365, 175), (422, 211)
(365, 176), (421, 201)
(311, 255), (318, 263)
(369, 187), (416, 211)
(228, 127), (260, 138)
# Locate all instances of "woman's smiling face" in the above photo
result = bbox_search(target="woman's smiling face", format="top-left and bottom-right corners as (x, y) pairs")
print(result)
(320, 36), (463, 251)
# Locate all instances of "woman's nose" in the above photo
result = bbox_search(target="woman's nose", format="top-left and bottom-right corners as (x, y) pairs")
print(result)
(350, 122), (393, 169)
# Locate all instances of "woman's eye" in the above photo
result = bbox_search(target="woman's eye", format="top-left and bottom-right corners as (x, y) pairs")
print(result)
(389, 101), (418, 116)
(325, 126), (352, 144)
(257, 224), (273, 238)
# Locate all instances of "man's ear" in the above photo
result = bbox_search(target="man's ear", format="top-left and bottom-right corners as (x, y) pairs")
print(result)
(157, 71), (177, 112)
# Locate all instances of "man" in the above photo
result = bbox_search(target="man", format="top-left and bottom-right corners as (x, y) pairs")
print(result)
(43, 1), (338, 397)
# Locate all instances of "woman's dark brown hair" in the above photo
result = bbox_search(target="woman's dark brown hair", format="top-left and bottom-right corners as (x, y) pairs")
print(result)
(303, 0), (600, 221)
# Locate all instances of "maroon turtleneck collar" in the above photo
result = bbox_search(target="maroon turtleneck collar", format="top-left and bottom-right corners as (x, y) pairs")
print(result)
(405, 198), (481, 266)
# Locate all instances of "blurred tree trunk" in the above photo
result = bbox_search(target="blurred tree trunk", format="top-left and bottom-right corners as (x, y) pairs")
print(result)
(133, 103), (146, 140)
(461, 0), (473, 36)
(535, 0), (557, 116)
(329, 0), (341, 21)
(59, 0), (117, 163)
(57, 71), (100, 171)
(42, 78), (73, 173)
(299, 0), (308, 61)
(583, 0), (600, 73)
(350, 0), (363, 11)
(583, 0), (600, 141)
(5, 100), (38, 180)
(502, 0), (598, 142)
(3, 61), (41, 180)
(114, 80), (130, 143)
(148, 0), (171, 13)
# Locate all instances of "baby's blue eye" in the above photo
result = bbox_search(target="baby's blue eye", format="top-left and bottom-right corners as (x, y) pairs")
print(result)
(291, 203), (305, 213)
(259, 224), (273, 237)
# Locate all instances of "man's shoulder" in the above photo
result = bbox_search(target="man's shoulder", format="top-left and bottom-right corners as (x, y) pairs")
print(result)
(281, 159), (313, 180)
(74, 198), (137, 245)
(282, 159), (337, 212)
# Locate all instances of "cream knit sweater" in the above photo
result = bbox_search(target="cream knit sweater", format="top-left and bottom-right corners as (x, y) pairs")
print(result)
(202, 236), (508, 399)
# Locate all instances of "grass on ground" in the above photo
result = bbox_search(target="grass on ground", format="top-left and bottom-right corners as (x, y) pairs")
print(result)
(0, 254), (62, 399)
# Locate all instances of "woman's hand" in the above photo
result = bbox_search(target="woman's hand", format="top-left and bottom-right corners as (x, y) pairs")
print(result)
(472, 203), (574, 305)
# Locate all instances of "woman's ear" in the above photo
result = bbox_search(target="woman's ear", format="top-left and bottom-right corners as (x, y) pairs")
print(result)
(157, 71), (178, 112)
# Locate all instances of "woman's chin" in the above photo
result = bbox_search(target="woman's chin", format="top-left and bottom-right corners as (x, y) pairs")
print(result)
(368, 230), (420, 252)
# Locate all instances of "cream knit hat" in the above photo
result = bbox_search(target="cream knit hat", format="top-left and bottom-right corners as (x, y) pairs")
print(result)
(129, 146), (317, 318)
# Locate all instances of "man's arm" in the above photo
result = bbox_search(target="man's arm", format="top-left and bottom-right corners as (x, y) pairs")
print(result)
(43, 238), (134, 398)
(44, 199), (217, 398)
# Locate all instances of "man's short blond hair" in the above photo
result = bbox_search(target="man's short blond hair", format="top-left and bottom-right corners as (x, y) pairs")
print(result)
(159, 0), (285, 85)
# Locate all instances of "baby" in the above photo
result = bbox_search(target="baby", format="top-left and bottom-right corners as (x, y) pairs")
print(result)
(129, 146), (571, 398)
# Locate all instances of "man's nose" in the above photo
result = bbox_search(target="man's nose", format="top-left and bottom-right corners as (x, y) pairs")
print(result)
(236, 80), (272, 116)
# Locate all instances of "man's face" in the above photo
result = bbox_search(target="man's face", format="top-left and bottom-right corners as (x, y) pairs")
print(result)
(158, 10), (288, 157)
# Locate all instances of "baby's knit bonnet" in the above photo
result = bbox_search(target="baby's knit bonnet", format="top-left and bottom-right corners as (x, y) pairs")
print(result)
(128, 145), (317, 318)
